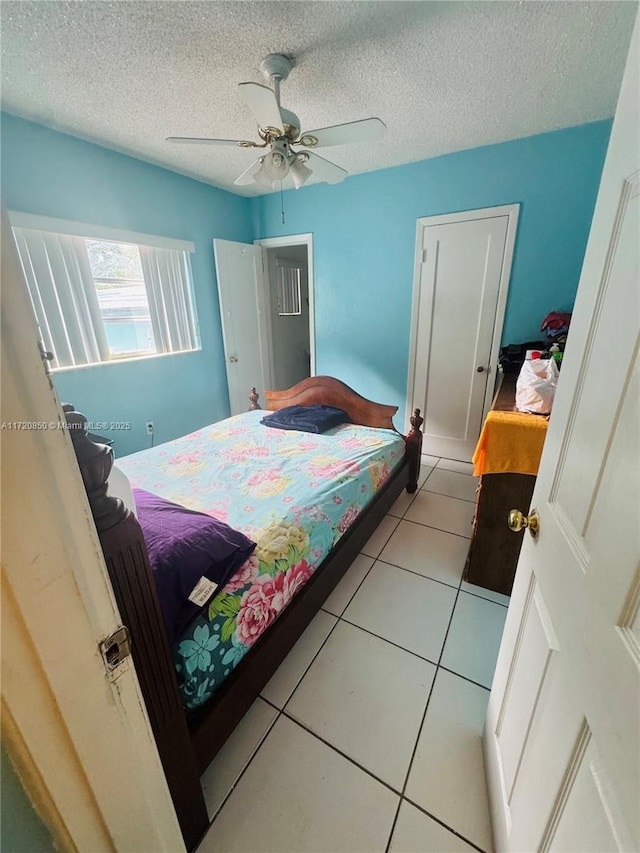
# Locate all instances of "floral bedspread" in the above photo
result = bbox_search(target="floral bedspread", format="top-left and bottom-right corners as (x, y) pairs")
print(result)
(118, 410), (405, 709)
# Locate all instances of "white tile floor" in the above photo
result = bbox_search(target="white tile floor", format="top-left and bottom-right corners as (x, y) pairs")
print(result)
(198, 457), (509, 853)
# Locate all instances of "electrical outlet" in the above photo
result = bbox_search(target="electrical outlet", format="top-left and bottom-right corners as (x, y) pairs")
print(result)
(145, 421), (155, 435)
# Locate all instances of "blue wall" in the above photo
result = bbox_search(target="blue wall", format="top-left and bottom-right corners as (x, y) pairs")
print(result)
(1, 114), (609, 442)
(252, 121), (610, 423)
(1, 113), (253, 455)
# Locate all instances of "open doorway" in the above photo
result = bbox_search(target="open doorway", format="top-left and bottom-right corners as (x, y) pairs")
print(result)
(256, 234), (315, 390)
(213, 233), (315, 414)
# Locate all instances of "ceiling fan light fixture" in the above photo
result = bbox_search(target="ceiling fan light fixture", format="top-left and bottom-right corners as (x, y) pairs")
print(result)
(253, 159), (276, 190)
(168, 54), (387, 195)
(289, 154), (313, 189)
(262, 149), (289, 181)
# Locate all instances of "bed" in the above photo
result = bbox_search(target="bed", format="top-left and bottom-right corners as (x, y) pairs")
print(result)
(65, 376), (423, 849)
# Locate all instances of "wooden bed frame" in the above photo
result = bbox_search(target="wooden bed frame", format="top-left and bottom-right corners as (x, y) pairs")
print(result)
(64, 376), (423, 850)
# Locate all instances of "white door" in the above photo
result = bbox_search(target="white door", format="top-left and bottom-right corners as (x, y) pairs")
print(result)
(484, 20), (639, 852)
(408, 206), (518, 461)
(1, 212), (184, 850)
(213, 238), (271, 414)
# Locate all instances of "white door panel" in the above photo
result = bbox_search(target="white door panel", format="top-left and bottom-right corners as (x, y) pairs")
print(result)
(213, 238), (270, 415)
(1, 212), (184, 850)
(410, 209), (517, 461)
(485, 20), (639, 853)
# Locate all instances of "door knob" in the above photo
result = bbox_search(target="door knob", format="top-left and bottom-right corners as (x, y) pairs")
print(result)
(508, 508), (540, 539)
(229, 355), (238, 363)
(476, 366), (486, 373)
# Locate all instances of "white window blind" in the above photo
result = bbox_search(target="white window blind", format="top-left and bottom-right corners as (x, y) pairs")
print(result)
(12, 223), (199, 369)
(276, 261), (302, 316)
(139, 246), (198, 353)
(13, 229), (111, 367)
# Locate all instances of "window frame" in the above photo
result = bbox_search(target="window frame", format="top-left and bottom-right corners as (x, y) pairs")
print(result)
(9, 211), (200, 371)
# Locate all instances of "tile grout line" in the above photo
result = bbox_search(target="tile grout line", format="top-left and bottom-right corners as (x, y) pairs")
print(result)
(368, 557), (509, 608)
(387, 513), (474, 542)
(333, 612), (492, 692)
(268, 704), (490, 850)
(456, 589), (510, 609)
(359, 482), (500, 848)
(206, 704), (282, 827)
(420, 485), (478, 504)
(265, 639), (488, 853)
(397, 548), (494, 845)
(385, 510), (471, 548)
(273, 684), (487, 853)
(384, 551), (468, 853)
(401, 796), (487, 853)
(206, 548), (381, 834)
(386, 479), (509, 610)
(402, 513), (474, 540)
(435, 459), (477, 476)
(323, 552), (378, 619)
(361, 513), (405, 560)
(434, 664), (491, 692)
(338, 615), (441, 667)
(206, 612), (348, 832)
(208, 609), (490, 838)
(205, 466), (493, 848)
(278, 707), (404, 797)
(374, 555), (467, 593)
(205, 547), (391, 834)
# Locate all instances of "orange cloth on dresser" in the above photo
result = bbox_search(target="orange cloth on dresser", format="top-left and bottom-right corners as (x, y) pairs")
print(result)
(472, 410), (548, 477)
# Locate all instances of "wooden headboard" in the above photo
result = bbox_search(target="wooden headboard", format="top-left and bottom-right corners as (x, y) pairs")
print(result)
(261, 375), (399, 431)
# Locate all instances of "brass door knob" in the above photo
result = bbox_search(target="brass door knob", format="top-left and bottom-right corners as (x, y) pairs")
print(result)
(508, 508), (540, 538)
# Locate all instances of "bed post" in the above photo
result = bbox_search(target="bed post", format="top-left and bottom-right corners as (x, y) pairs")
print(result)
(64, 408), (208, 851)
(405, 408), (423, 493)
(248, 387), (261, 410)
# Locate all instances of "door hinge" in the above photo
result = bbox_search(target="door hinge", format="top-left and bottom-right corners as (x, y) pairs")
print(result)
(100, 626), (131, 672)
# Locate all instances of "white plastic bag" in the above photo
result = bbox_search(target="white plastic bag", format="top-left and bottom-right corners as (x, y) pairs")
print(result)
(515, 358), (559, 414)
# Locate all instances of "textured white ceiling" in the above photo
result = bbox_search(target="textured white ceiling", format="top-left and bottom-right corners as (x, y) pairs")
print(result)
(1, 1), (636, 196)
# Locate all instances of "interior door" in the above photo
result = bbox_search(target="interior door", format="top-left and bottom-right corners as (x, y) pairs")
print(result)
(1, 212), (185, 851)
(484, 20), (639, 852)
(213, 239), (270, 414)
(410, 207), (517, 461)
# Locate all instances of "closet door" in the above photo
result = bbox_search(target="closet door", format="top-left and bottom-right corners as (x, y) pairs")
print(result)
(408, 206), (518, 461)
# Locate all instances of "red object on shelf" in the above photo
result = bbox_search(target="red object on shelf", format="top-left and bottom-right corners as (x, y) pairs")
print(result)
(540, 311), (572, 336)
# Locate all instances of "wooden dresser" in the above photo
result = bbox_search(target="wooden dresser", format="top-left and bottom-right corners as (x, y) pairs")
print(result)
(463, 373), (547, 596)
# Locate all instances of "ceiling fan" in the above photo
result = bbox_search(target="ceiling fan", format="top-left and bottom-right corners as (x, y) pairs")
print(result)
(166, 54), (386, 191)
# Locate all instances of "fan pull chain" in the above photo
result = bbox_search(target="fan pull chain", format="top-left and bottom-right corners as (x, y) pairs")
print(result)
(280, 180), (285, 224)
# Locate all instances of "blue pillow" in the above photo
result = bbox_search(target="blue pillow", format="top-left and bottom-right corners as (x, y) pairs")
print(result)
(261, 404), (350, 434)
(133, 489), (256, 643)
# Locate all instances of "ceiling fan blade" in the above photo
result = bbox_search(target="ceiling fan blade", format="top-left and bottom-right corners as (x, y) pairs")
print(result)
(234, 159), (264, 186)
(302, 151), (348, 185)
(166, 136), (256, 146)
(238, 82), (283, 132)
(299, 118), (386, 149)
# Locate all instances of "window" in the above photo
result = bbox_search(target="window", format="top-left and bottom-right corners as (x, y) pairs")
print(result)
(276, 260), (303, 316)
(86, 240), (155, 358)
(11, 214), (199, 369)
